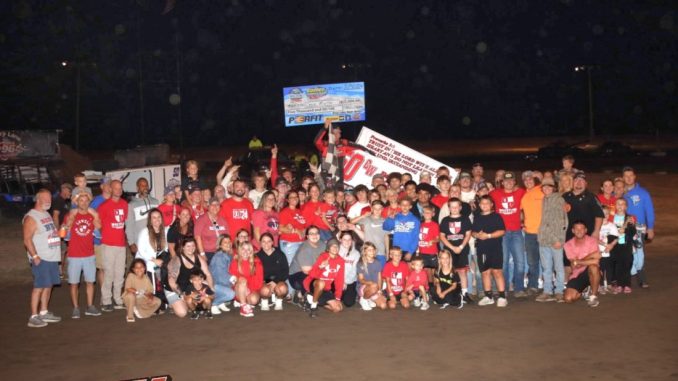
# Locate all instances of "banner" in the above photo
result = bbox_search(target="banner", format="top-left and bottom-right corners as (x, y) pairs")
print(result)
(283, 82), (366, 127)
(343, 127), (457, 187)
(0, 130), (60, 161)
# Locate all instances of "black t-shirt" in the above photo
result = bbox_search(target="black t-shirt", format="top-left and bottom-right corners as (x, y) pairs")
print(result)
(50, 195), (71, 225)
(471, 212), (505, 256)
(562, 190), (604, 240)
(167, 225), (193, 247)
(440, 215), (472, 256)
(181, 176), (207, 196)
(435, 269), (461, 294)
(183, 283), (214, 297)
(256, 248), (289, 283)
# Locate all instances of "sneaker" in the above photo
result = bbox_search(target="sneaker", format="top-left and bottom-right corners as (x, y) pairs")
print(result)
(28, 315), (47, 328)
(113, 302), (125, 310)
(527, 287), (539, 296)
(211, 306), (222, 315)
(233, 300), (241, 308)
(261, 299), (270, 311)
(623, 286), (632, 294)
(359, 297), (373, 311)
(126, 316), (135, 323)
(205, 310), (213, 319)
(496, 297), (508, 307)
(420, 301), (430, 311)
(190, 310), (200, 320)
(72, 307), (81, 319)
(309, 306), (318, 318)
(555, 293), (564, 303)
(582, 286), (591, 300)
(598, 286), (607, 295)
(440, 303), (450, 310)
(535, 293), (555, 303)
(240, 304), (254, 318)
(292, 293), (304, 308)
(413, 297), (422, 308)
(101, 304), (114, 313)
(40, 311), (62, 323)
(367, 299), (377, 308)
(217, 302), (231, 312)
(587, 295), (600, 307)
(274, 299), (283, 311)
(463, 293), (474, 304)
(85, 305), (101, 316)
(513, 290), (528, 298)
(133, 307), (142, 319)
(640, 283), (650, 289)
(478, 296), (495, 306)
(612, 286), (622, 295)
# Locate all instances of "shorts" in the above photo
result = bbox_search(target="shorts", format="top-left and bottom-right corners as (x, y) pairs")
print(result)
(94, 244), (104, 269)
(421, 254), (438, 269)
(310, 279), (336, 306)
(164, 289), (182, 305)
(566, 270), (590, 293)
(452, 250), (469, 269)
(67, 256), (96, 284)
(478, 251), (502, 272)
(31, 260), (60, 288)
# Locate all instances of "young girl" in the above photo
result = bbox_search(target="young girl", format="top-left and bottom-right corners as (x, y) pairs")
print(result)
(597, 179), (617, 221)
(208, 235), (235, 315)
(303, 239), (345, 318)
(182, 160), (206, 201)
(123, 259), (162, 323)
(404, 256), (430, 310)
(382, 247), (411, 309)
(229, 241), (263, 317)
(234, 229), (253, 256)
(471, 195), (508, 307)
(598, 206), (619, 293)
(356, 242), (387, 311)
(439, 198), (472, 303)
(608, 198), (637, 294)
(256, 233), (289, 311)
(433, 249), (462, 309)
(338, 231), (360, 308)
(183, 268), (215, 320)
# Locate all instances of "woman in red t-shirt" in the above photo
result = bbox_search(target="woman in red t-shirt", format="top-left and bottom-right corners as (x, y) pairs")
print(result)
(597, 179), (616, 222)
(279, 190), (306, 266)
(229, 241), (263, 318)
(252, 190), (280, 250)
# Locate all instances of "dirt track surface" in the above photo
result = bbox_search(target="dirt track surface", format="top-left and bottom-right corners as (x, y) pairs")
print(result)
(1, 173), (677, 380)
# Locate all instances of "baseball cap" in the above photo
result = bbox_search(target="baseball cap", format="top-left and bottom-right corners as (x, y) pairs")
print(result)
(164, 185), (175, 196)
(521, 170), (534, 180)
(61, 182), (73, 190)
(275, 178), (289, 187)
(541, 178), (555, 187)
(208, 197), (221, 205)
(459, 172), (471, 179)
(100, 176), (112, 185)
(503, 171), (516, 180)
(573, 171), (586, 180)
(326, 238), (340, 251)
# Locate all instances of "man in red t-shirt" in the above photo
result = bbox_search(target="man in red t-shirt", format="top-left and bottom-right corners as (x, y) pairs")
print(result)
(219, 179), (254, 236)
(65, 191), (102, 318)
(97, 180), (129, 311)
(489, 171), (528, 297)
(563, 221), (602, 307)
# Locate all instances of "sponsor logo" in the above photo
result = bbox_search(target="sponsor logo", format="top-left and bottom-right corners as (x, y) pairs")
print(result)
(288, 115), (324, 124)
(289, 88), (303, 102)
(305, 87), (328, 99)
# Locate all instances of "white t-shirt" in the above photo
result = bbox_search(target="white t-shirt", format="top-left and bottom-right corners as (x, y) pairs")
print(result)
(598, 222), (619, 258)
(347, 201), (370, 220)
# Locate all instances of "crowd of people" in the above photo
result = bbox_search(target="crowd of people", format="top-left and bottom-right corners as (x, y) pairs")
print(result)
(22, 125), (656, 326)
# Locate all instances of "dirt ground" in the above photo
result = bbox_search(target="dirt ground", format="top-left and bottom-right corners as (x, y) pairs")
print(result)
(1, 172), (677, 380)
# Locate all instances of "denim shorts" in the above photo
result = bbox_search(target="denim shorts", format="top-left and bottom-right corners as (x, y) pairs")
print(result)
(164, 289), (182, 305)
(67, 256), (96, 284)
(32, 260), (60, 288)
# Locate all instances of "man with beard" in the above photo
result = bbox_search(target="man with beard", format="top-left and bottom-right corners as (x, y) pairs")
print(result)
(126, 178), (160, 256)
(219, 179), (254, 236)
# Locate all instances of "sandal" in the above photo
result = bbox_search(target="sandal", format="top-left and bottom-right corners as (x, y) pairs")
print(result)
(126, 316), (135, 323)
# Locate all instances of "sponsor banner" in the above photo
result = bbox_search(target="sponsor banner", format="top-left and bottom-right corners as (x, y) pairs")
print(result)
(0, 130), (59, 161)
(283, 82), (366, 127)
(343, 127), (457, 187)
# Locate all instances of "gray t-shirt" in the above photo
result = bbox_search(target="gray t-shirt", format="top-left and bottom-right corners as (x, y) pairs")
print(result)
(357, 260), (383, 284)
(288, 240), (324, 274)
(360, 215), (387, 257)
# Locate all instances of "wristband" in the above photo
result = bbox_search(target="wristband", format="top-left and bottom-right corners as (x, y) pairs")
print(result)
(200, 252), (206, 256)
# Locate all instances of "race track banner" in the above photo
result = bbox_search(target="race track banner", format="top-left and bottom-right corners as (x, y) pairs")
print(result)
(0, 130), (60, 161)
(283, 82), (366, 127)
(343, 126), (457, 187)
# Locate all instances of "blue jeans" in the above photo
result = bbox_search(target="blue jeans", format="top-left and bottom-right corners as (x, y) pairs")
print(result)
(213, 284), (235, 306)
(466, 248), (486, 294)
(539, 245), (564, 294)
(280, 240), (303, 297)
(524, 233), (541, 289)
(502, 230), (526, 292)
(630, 225), (645, 276)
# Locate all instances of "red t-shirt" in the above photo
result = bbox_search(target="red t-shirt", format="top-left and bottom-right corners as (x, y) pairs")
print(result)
(597, 194), (616, 222)
(279, 208), (306, 243)
(98, 198), (128, 247)
(431, 194), (449, 209)
(194, 214), (229, 253)
(418, 220), (440, 255)
(382, 261), (410, 295)
(489, 188), (526, 231)
(157, 203), (181, 227)
(68, 212), (95, 258)
(229, 257), (264, 292)
(252, 210), (280, 246)
(406, 269), (429, 290)
(302, 252), (345, 300)
(182, 201), (205, 223)
(382, 204), (400, 219)
(219, 197), (254, 235)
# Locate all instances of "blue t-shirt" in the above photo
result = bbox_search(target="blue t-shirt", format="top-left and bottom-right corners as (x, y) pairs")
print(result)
(383, 212), (420, 254)
(90, 195), (107, 245)
(357, 260), (383, 284)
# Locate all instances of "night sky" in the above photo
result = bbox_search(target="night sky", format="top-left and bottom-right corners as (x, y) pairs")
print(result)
(1, 0), (676, 150)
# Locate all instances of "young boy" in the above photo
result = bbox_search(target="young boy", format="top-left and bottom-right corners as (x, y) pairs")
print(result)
(382, 247), (411, 309)
(70, 173), (93, 205)
(417, 206), (439, 286)
(183, 269), (215, 320)
(303, 239), (345, 318)
(431, 175), (451, 209)
(405, 256), (430, 310)
(382, 199), (420, 262)
(598, 205), (619, 293)
(472, 195), (508, 307)
(439, 198), (473, 303)
(318, 188), (339, 240)
(356, 201), (388, 267)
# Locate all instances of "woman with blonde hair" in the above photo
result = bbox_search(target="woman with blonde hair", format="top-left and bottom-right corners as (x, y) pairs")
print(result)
(229, 241), (263, 317)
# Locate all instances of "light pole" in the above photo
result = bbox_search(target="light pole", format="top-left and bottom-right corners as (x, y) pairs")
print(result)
(574, 65), (597, 141)
(62, 60), (96, 151)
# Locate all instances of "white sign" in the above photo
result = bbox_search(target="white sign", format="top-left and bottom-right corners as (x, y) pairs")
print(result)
(343, 127), (457, 187)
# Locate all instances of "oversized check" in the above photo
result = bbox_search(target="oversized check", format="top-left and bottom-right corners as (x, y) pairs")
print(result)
(283, 82), (366, 127)
(342, 127), (457, 187)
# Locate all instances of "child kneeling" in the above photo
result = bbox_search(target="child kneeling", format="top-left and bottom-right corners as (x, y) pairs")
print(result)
(123, 259), (162, 323)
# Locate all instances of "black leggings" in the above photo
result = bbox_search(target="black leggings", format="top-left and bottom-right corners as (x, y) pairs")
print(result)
(432, 290), (461, 306)
(341, 282), (357, 307)
(288, 272), (307, 292)
(610, 243), (633, 287)
(600, 257), (613, 285)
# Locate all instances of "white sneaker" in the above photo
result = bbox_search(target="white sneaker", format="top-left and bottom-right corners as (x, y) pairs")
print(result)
(133, 307), (142, 319)
(440, 303), (450, 310)
(478, 296), (495, 306)
(274, 299), (283, 311)
(367, 299), (377, 308)
(218, 303), (231, 312)
(210, 306), (222, 315)
(497, 297), (508, 307)
(233, 300), (241, 308)
(413, 297), (422, 308)
(587, 295), (600, 308)
(261, 299), (270, 311)
(420, 301), (430, 311)
(359, 297), (373, 311)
